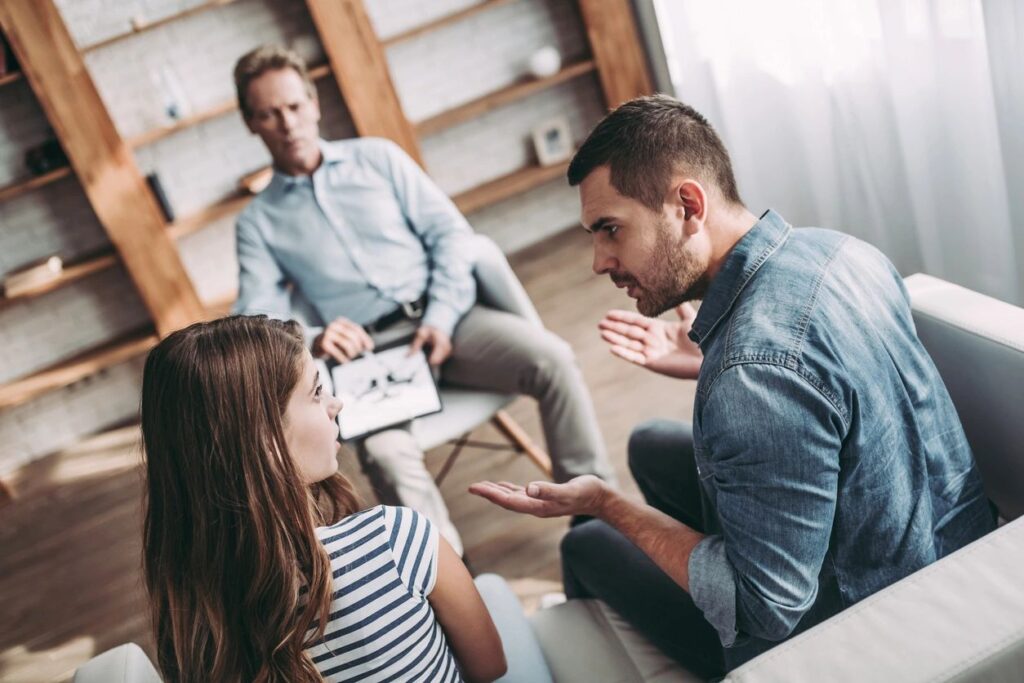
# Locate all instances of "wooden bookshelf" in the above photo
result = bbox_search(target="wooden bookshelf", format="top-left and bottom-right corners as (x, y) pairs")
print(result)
(128, 63), (331, 149)
(0, 251), (118, 309)
(0, 166), (72, 204)
(453, 159), (570, 215)
(381, 0), (516, 47)
(0, 70), (23, 87)
(0, 327), (159, 410)
(80, 0), (239, 53)
(416, 59), (596, 136)
(167, 192), (252, 240)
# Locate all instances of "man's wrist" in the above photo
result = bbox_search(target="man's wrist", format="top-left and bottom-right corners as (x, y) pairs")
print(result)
(592, 483), (625, 520)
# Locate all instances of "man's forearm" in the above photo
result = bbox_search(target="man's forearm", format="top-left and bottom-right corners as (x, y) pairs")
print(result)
(597, 488), (706, 592)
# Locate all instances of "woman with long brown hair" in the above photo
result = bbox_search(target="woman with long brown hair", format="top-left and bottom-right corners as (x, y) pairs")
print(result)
(140, 315), (506, 682)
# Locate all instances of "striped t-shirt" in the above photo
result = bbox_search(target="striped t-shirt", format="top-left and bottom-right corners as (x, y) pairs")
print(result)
(306, 505), (461, 682)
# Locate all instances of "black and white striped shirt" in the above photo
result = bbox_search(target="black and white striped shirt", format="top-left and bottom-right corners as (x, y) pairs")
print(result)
(307, 506), (461, 682)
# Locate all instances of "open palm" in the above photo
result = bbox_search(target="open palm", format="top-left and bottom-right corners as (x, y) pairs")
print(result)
(598, 303), (703, 380)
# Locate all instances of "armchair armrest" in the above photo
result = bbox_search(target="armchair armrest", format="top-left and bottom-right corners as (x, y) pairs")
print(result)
(724, 517), (1024, 683)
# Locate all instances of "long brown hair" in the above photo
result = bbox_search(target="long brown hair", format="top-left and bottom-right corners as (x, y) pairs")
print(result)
(140, 315), (359, 682)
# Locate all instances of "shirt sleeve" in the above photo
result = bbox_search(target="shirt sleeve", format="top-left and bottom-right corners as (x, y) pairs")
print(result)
(370, 139), (476, 337)
(690, 362), (844, 646)
(382, 505), (440, 599)
(233, 213), (321, 348)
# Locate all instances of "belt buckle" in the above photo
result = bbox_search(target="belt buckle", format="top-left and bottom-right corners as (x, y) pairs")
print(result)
(401, 299), (425, 320)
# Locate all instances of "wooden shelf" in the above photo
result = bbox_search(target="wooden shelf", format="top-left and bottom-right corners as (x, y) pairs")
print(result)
(80, 0), (239, 53)
(0, 251), (118, 309)
(167, 192), (252, 240)
(382, 0), (516, 47)
(0, 166), (73, 204)
(0, 327), (158, 410)
(0, 70), (23, 87)
(128, 63), (331, 148)
(453, 159), (570, 215)
(416, 59), (596, 136)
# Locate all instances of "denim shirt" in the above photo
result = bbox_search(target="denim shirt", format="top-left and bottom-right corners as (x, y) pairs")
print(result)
(233, 138), (476, 337)
(686, 210), (995, 666)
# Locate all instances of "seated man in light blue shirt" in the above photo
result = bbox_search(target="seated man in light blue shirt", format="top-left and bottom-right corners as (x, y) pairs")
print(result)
(231, 46), (615, 556)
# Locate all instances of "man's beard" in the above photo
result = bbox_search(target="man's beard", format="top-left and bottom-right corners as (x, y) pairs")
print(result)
(634, 226), (707, 317)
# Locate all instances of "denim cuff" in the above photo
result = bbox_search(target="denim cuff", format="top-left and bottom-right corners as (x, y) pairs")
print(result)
(689, 534), (739, 647)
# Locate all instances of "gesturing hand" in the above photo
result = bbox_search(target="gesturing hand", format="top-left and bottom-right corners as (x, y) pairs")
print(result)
(409, 325), (453, 366)
(598, 303), (703, 380)
(468, 475), (610, 519)
(313, 317), (374, 363)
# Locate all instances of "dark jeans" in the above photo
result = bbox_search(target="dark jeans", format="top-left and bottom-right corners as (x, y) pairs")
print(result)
(561, 419), (727, 679)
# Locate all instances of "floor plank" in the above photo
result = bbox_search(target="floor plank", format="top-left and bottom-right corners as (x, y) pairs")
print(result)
(0, 227), (696, 681)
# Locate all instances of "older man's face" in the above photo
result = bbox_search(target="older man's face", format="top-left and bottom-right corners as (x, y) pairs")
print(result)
(245, 68), (321, 175)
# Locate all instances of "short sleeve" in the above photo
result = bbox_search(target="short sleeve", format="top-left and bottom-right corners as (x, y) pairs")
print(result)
(382, 506), (439, 599)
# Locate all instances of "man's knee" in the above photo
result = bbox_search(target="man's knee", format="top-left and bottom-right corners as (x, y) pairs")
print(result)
(628, 418), (691, 481)
(521, 332), (578, 390)
(360, 429), (423, 474)
(561, 519), (615, 568)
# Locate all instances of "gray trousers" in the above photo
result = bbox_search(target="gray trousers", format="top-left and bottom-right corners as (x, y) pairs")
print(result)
(356, 305), (614, 556)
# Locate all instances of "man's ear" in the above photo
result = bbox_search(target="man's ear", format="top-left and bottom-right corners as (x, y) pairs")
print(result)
(674, 180), (707, 232)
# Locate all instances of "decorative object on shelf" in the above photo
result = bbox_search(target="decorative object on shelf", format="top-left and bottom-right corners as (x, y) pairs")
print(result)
(531, 116), (573, 166)
(528, 46), (562, 79)
(145, 172), (175, 222)
(3, 256), (63, 298)
(24, 138), (68, 176)
(239, 167), (273, 194)
(151, 64), (191, 121)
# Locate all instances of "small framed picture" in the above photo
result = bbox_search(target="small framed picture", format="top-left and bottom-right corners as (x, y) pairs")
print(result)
(532, 116), (573, 166)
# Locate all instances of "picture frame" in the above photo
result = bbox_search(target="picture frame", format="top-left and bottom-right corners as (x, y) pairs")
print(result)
(532, 116), (574, 166)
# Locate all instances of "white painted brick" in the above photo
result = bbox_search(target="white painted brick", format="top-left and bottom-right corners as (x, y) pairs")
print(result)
(0, 267), (150, 383)
(0, 356), (146, 476)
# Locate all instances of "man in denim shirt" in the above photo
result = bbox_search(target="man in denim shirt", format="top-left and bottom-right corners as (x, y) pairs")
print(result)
(471, 95), (996, 676)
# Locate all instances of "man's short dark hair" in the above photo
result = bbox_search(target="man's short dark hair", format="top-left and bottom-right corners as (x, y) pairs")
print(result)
(568, 94), (742, 210)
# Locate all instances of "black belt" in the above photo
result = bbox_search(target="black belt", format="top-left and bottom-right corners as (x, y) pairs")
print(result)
(365, 296), (427, 334)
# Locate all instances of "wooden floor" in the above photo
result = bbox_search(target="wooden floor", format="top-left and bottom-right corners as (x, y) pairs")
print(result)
(0, 228), (696, 682)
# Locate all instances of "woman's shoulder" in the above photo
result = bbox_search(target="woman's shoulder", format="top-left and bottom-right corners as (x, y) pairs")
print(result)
(315, 505), (432, 548)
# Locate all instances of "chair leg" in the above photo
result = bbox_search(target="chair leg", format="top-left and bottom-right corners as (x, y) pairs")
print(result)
(434, 433), (470, 486)
(491, 410), (553, 478)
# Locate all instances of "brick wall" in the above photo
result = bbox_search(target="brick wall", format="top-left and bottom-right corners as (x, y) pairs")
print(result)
(0, 0), (608, 474)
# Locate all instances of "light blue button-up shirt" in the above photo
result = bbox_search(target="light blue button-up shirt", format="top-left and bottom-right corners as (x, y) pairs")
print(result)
(233, 137), (476, 337)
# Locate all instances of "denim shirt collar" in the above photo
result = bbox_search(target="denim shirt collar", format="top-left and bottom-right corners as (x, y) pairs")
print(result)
(268, 139), (346, 193)
(689, 209), (791, 346)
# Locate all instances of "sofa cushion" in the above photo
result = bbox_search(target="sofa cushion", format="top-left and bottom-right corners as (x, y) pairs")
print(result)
(529, 598), (702, 682)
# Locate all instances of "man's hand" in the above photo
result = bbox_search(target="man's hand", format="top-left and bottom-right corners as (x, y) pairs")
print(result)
(409, 325), (452, 366)
(598, 303), (703, 380)
(468, 475), (611, 519)
(313, 317), (374, 363)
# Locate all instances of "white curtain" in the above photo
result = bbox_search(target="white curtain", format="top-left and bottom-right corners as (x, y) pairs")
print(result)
(653, 0), (1024, 305)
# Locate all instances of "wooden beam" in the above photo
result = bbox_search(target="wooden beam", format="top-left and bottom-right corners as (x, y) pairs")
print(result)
(416, 60), (597, 136)
(381, 0), (516, 47)
(0, 0), (204, 336)
(304, 0), (423, 165)
(576, 0), (653, 108)
(453, 160), (571, 215)
(0, 327), (159, 410)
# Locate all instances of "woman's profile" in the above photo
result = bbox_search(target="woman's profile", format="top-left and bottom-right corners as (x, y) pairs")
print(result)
(140, 315), (506, 682)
